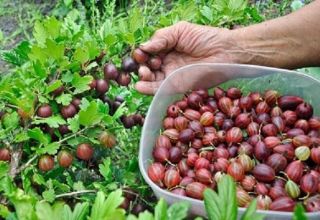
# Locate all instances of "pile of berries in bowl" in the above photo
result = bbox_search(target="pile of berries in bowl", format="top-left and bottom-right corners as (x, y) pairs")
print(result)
(147, 86), (320, 212)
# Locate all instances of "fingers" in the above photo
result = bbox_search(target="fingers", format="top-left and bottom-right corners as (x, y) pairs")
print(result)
(135, 80), (163, 95)
(138, 65), (155, 81)
(140, 21), (190, 53)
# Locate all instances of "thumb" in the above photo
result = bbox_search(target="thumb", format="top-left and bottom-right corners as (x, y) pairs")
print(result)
(140, 22), (187, 53)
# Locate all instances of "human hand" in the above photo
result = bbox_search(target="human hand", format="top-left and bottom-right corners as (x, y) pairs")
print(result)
(135, 21), (239, 95)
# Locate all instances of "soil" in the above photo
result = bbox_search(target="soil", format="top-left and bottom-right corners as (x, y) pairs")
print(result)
(0, 0), (56, 73)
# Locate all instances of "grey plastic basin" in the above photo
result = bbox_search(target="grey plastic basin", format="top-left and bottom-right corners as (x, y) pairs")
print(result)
(139, 63), (320, 219)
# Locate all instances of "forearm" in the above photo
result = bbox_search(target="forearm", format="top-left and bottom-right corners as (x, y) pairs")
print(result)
(229, 0), (320, 69)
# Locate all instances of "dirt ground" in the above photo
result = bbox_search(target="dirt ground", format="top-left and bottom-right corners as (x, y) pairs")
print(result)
(0, 0), (56, 73)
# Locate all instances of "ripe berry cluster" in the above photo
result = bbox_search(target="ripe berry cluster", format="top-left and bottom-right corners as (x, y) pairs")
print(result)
(147, 87), (320, 212)
(132, 48), (162, 81)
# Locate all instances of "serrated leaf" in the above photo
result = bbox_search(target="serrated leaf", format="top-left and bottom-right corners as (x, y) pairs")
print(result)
(103, 190), (124, 216)
(42, 189), (56, 203)
(65, 202), (89, 220)
(67, 115), (80, 132)
(154, 198), (167, 220)
(0, 41), (31, 66)
(0, 161), (9, 179)
(293, 203), (307, 220)
(167, 202), (189, 220)
(33, 21), (47, 45)
(3, 111), (19, 130)
(73, 181), (85, 191)
(33, 60), (47, 78)
(14, 131), (30, 143)
(73, 47), (89, 64)
(36, 201), (64, 220)
(47, 80), (63, 94)
(71, 73), (93, 94)
(61, 72), (74, 83)
(137, 211), (154, 220)
(36, 202), (52, 220)
(99, 158), (112, 182)
(79, 98), (90, 110)
(28, 127), (50, 145)
(218, 175), (237, 220)
(204, 189), (221, 220)
(33, 173), (46, 185)
(0, 204), (10, 218)
(45, 39), (64, 61)
(200, 6), (213, 22)
(90, 192), (105, 220)
(10, 190), (37, 220)
(241, 199), (264, 220)
(127, 214), (138, 220)
(79, 101), (103, 126)
(56, 93), (72, 106)
(32, 115), (66, 128)
(112, 102), (126, 120)
(36, 142), (60, 155)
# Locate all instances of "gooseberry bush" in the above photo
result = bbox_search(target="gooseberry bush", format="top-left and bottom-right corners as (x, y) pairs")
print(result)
(0, 0), (311, 219)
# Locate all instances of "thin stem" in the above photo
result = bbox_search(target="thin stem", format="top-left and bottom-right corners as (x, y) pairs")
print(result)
(55, 190), (97, 199)
(16, 155), (37, 173)
(58, 127), (88, 144)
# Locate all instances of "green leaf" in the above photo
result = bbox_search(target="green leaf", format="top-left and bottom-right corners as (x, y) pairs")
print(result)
(241, 199), (264, 220)
(10, 189), (37, 220)
(0, 204), (10, 218)
(56, 94), (72, 106)
(127, 214), (138, 220)
(46, 80), (63, 94)
(167, 202), (189, 220)
(0, 162), (9, 179)
(36, 201), (64, 220)
(33, 173), (46, 185)
(3, 111), (19, 130)
(63, 202), (89, 220)
(112, 102), (126, 120)
(219, 175), (237, 220)
(204, 189), (221, 220)
(45, 39), (64, 61)
(73, 47), (89, 64)
(28, 127), (50, 145)
(36, 142), (60, 155)
(42, 188), (56, 203)
(0, 41), (31, 66)
(90, 192), (105, 220)
(61, 72), (74, 83)
(99, 158), (112, 182)
(103, 190), (124, 216)
(200, 6), (213, 22)
(33, 20), (47, 45)
(68, 115), (80, 132)
(73, 181), (85, 191)
(154, 198), (167, 220)
(14, 131), (30, 143)
(71, 73), (93, 94)
(33, 60), (47, 78)
(79, 101), (103, 126)
(33, 18), (61, 45)
(137, 211), (154, 220)
(293, 203), (307, 220)
(291, 0), (304, 11)
(32, 115), (66, 128)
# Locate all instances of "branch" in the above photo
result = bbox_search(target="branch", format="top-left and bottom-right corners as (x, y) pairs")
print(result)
(16, 155), (37, 174)
(55, 190), (97, 198)
(9, 144), (23, 178)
